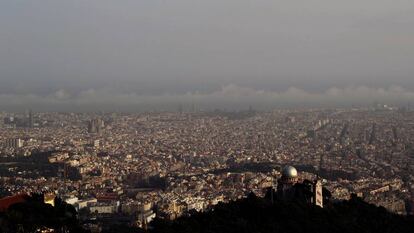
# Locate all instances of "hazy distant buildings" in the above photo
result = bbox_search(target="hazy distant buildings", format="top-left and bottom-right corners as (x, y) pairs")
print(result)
(88, 118), (104, 133)
(4, 138), (23, 149)
(28, 110), (34, 128)
(3, 111), (38, 128)
(3, 116), (15, 125)
(3, 116), (25, 128)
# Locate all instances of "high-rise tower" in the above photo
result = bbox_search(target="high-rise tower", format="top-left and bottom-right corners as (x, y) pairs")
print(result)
(28, 110), (34, 128)
(88, 118), (104, 133)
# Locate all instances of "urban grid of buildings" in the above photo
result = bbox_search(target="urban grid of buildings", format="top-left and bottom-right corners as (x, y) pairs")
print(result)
(1, 106), (414, 230)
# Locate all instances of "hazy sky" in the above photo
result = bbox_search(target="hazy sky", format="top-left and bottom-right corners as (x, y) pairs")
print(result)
(1, 0), (414, 111)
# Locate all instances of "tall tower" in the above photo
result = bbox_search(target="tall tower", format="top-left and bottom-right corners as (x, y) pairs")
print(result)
(314, 179), (323, 208)
(88, 120), (96, 133)
(88, 118), (104, 133)
(28, 110), (34, 128)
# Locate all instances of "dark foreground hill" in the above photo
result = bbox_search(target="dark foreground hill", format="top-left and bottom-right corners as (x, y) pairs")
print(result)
(0, 194), (88, 233)
(150, 193), (414, 233)
(1, 192), (413, 233)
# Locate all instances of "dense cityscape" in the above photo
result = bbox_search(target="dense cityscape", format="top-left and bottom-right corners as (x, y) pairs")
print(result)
(1, 106), (414, 231)
(3, 1), (414, 232)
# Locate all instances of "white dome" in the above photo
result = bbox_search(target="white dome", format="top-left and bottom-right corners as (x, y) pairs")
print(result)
(282, 166), (298, 178)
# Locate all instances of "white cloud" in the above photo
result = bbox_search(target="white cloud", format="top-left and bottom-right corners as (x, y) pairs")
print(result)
(53, 89), (71, 100)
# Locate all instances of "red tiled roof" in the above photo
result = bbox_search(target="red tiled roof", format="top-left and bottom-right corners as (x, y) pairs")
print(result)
(0, 193), (30, 212)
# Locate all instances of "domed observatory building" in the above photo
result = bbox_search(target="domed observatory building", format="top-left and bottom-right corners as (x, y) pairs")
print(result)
(276, 166), (299, 199)
(275, 166), (324, 207)
(281, 166), (299, 183)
